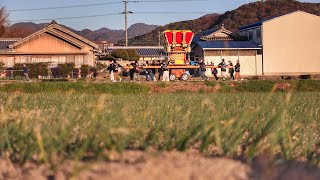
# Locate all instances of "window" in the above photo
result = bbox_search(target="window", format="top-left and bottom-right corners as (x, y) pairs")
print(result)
(248, 30), (253, 40)
(256, 28), (261, 38)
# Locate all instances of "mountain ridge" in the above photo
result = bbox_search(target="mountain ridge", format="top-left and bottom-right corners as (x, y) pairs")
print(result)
(127, 0), (320, 46)
(3, 22), (159, 43)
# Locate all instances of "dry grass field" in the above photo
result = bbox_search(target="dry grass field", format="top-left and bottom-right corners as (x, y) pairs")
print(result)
(0, 80), (319, 179)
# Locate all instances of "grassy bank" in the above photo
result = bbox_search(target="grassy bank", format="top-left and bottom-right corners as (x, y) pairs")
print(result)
(0, 80), (319, 94)
(0, 92), (319, 167)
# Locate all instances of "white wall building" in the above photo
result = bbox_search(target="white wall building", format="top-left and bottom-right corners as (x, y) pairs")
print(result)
(239, 11), (320, 75)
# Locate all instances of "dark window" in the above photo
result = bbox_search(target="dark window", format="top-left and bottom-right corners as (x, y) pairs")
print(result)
(248, 30), (253, 40)
(256, 28), (261, 38)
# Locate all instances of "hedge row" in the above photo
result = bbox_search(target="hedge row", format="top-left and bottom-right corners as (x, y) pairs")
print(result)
(8, 63), (106, 79)
(0, 82), (150, 94)
(0, 80), (319, 94)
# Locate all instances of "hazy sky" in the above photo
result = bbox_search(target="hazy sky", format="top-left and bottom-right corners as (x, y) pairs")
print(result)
(1, 0), (319, 30)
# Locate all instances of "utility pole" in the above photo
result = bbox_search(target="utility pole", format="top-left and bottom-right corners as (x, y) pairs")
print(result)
(124, 0), (128, 46)
(122, 0), (133, 46)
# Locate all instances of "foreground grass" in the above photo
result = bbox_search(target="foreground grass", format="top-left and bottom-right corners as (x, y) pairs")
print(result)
(0, 91), (319, 167)
(1, 80), (320, 93)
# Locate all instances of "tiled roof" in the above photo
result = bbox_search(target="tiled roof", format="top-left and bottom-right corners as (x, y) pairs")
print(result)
(0, 38), (21, 51)
(196, 41), (261, 49)
(239, 20), (265, 31)
(9, 21), (98, 49)
(107, 47), (164, 57)
(192, 27), (220, 43)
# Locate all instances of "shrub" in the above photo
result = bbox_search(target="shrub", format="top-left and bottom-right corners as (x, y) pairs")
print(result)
(99, 54), (115, 61)
(127, 49), (140, 61)
(58, 63), (75, 78)
(235, 80), (275, 92)
(96, 62), (107, 71)
(80, 65), (90, 78)
(205, 81), (217, 87)
(111, 49), (129, 60)
(36, 63), (49, 77)
(296, 80), (320, 92)
(13, 64), (24, 77)
(0, 82), (150, 94)
(13, 63), (49, 78)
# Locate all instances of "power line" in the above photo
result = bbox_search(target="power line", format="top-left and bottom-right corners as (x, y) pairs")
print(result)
(10, 13), (121, 23)
(8, 1), (123, 12)
(8, 0), (207, 12)
(129, 0), (208, 2)
(9, 11), (214, 23)
(134, 11), (212, 14)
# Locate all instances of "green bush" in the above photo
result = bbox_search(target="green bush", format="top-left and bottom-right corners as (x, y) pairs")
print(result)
(13, 63), (49, 78)
(99, 54), (115, 61)
(80, 65), (90, 78)
(235, 80), (275, 92)
(205, 81), (217, 87)
(58, 63), (75, 78)
(36, 63), (49, 77)
(0, 82), (150, 94)
(96, 62), (107, 71)
(127, 49), (140, 61)
(296, 80), (320, 92)
(111, 49), (129, 60)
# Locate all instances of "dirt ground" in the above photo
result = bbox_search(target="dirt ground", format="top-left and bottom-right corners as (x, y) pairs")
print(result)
(1, 150), (320, 180)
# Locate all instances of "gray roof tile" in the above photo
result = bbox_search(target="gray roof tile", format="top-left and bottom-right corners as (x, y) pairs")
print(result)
(196, 41), (261, 49)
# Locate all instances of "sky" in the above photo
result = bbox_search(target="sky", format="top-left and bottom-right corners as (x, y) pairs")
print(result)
(1, 0), (319, 31)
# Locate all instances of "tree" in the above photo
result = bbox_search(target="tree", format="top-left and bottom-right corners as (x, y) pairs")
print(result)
(111, 49), (129, 60)
(80, 64), (90, 78)
(127, 49), (140, 61)
(58, 63), (75, 78)
(99, 54), (115, 61)
(0, 7), (9, 37)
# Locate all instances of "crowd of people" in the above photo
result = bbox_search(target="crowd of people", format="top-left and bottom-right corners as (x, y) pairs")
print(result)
(200, 59), (241, 81)
(106, 59), (241, 82)
(107, 60), (171, 82)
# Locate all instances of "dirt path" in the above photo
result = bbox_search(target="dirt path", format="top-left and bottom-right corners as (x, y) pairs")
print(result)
(1, 151), (320, 180)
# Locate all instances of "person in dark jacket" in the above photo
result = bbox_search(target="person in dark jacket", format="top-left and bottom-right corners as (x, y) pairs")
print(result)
(218, 59), (227, 80)
(199, 59), (208, 81)
(145, 61), (155, 81)
(151, 61), (156, 75)
(234, 60), (241, 81)
(211, 62), (218, 80)
(107, 60), (115, 82)
(23, 64), (30, 81)
(228, 60), (234, 80)
(161, 61), (169, 81)
(129, 61), (137, 81)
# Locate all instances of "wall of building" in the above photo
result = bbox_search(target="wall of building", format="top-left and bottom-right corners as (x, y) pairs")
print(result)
(0, 54), (95, 68)
(0, 33), (97, 68)
(14, 33), (91, 53)
(263, 12), (320, 75)
(204, 50), (262, 76)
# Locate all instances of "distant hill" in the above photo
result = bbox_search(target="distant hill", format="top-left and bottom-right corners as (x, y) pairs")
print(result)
(122, 13), (220, 46)
(127, 0), (320, 46)
(3, 22), (158, 43)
